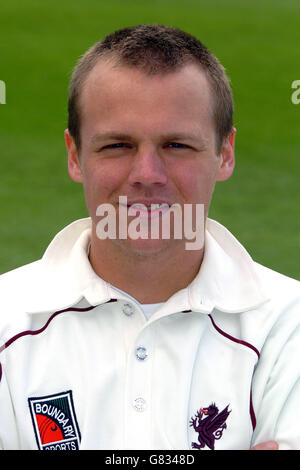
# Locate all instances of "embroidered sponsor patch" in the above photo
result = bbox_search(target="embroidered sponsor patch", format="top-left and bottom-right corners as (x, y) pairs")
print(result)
(28, 390), (81, 450)
(189, 402), (231, 450)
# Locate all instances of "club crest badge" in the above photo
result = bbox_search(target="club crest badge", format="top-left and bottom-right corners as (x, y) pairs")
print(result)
(28, 390), (81, 450)
(189, 403), (231, 450)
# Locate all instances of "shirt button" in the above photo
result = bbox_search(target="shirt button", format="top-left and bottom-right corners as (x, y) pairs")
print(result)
(122, 303), (134, 316)
(133, 397), (146, 412)
(136, 346), (148, 361)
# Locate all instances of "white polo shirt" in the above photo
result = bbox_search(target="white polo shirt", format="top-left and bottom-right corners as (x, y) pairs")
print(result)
(0, 218), (299, 450)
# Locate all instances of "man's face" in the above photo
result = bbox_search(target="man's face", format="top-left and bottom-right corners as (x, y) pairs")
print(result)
(65, 60), (235, 256)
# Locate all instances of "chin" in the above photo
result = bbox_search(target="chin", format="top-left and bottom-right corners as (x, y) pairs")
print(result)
(114, 237), (182, 258)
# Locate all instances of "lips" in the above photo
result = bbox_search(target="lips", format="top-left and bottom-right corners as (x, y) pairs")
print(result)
(130, 202), (170, 210)
(130, 203), (170, 219)
(121, 199), (171, 207)
(118, 198), (172, 218)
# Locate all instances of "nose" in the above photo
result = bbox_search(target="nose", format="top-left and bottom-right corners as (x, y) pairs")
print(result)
(127, 145), (168, 188)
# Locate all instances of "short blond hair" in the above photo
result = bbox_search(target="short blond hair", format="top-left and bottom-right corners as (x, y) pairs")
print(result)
(68, 24), (234, 153)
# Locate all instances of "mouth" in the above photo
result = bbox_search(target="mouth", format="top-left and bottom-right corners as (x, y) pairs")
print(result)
(118, 200), (172, 218)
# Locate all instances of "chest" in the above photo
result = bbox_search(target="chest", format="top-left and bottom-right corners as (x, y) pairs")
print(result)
(3, 308), (258, 449)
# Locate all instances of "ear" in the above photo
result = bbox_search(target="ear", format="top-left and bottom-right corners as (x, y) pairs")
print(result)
(64, 129), (83, 183)
(216, 128), (236, 182)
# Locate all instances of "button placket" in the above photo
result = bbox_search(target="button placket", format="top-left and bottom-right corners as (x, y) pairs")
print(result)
(122, 302), (134, 316)
(136, 346), (148, 361)
(133, 397), (147, 412)
(124, 325), (154, 448)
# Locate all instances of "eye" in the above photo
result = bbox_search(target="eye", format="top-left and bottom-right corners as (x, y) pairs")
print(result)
(165, 142), (189, 149)
(102, 142), (131, 150)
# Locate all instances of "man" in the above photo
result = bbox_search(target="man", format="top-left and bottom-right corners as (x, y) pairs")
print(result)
(0, 24), (299, 450)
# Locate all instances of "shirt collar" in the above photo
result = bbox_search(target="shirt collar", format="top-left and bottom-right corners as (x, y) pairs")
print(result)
(187, 219), (269, 313)
(26, 217), (269, 314)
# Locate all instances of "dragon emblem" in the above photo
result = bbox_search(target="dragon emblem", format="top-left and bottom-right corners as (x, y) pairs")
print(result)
(189, 403), (231, 450)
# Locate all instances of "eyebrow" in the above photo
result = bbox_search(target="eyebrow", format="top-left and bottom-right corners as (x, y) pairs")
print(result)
(90, 133), (133, 146)
(161, 133), (207, 144)
(90, 131), (207, 147)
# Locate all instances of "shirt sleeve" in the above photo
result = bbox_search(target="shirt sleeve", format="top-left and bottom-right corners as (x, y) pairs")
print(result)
(250, 307), (300, 450)
(0, 360), (20, 450)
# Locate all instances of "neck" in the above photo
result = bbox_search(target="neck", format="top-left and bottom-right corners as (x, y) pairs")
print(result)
(88, 229), (204, 304)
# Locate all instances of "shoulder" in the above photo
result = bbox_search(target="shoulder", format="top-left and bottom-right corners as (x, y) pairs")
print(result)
(254, 262), (299, 306)
(0, 261), (43, 340)
(247, 263), (300, 354)
(0, 218), (92, 343)
(0, 260), (40, 290)
(0, 260), (42, 300)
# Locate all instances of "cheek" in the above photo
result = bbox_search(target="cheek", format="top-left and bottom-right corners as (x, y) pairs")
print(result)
(81, 160), (128, 206)
(172, 162), (217, 204)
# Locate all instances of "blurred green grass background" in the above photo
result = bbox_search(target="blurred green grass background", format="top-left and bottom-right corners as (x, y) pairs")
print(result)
(0, 0), (299, 279)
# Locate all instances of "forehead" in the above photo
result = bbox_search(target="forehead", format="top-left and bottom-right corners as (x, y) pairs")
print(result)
(79, 59), (214, 136)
